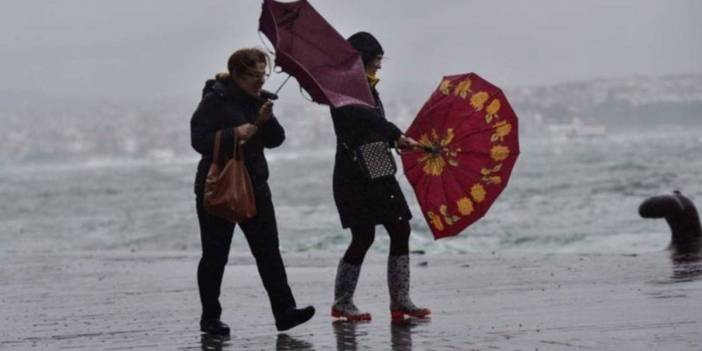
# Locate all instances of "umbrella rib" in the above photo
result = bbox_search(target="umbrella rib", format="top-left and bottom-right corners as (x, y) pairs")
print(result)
(436, 165), (463, 234)
(402, 148), (449, 177)
(416, 84), (461, 122)
(438, 95), (459, 137)
(454, 149), (491, 157)
(408, 77), (503, 140)
(421, 74), (474, 117)
(420, 93), (454, 122)
(402, 155), (424, 175)
(405, 154), (486, 186)
(449, 87), (502, 129)
(446, 165), (491, 226)
(422, 81), (502, 130)
(452, 161), (489, 180)
(408, 169), (432, 215)
(450, 124), (500, 145)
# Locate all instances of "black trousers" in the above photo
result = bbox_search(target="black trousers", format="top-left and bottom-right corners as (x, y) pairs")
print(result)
(196, 188), (296, 321)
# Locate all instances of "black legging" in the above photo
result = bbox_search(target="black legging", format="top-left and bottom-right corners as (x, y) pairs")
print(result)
(342, 221), (411, 265)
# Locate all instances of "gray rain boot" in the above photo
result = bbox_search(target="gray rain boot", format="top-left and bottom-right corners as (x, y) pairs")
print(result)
(388, 255), (431, 320)
(331, 259), (372, 321)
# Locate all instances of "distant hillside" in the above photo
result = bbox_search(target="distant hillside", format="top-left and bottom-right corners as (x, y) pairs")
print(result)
(505, 74), (702, 131)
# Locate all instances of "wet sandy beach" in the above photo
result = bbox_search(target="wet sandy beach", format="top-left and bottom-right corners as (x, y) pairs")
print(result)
(1, 250), (700, 350)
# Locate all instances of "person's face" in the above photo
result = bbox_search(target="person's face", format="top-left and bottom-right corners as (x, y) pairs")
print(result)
(365, 54), (382, 76)
(234, 61), (267, 97)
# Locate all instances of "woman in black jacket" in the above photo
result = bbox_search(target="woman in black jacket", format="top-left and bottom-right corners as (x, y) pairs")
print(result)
(330, 32), (431, 321)
(190, 48), (314, 336)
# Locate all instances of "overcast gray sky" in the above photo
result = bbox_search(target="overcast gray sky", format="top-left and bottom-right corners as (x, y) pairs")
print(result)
(1, 0), (700, 100)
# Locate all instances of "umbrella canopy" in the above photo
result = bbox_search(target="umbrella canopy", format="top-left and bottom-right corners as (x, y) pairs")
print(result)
(259, 0), (374, 108)
(401, 73), (520, 239)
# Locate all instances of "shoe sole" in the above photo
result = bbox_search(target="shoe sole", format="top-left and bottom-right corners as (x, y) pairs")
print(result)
(331, 308), (372, 321)
(390, 309), (432, 321)
(200, 328), (230, 336)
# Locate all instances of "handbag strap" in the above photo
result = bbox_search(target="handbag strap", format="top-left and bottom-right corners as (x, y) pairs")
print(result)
(336, 133), (357, 161)
(234, 134), (243, 161)
(213, 130), (222, 166)
(340, 142), (356, 161)
(213, 129), (243, 165)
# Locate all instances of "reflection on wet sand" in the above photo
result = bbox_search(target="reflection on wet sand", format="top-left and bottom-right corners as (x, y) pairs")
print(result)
(276, 333), (315, 350)
(391, 319), (429, 351)
(332, 320), (368, 351)
(332, 318), (430, 351)
(648, 253), (702, 286)
(670, 254), (702, 283)
(200, 334), (230, 351)
(198, 333), (314, 350)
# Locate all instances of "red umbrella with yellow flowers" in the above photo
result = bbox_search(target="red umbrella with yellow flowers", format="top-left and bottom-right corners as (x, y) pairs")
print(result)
(401, 73), (519, 239)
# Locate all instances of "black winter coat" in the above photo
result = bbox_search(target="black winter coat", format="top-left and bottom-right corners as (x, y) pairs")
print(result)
(331, 87), (413, 228)
(190, 78), (285, 198)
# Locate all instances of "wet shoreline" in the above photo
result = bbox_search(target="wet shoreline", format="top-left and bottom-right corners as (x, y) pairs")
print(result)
(1, 250), (700, 350)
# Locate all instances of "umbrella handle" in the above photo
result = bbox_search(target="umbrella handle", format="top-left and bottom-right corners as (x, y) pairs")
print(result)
(418, 145), (437, 153)
(395, 145), (436, 155)
(274, 75), (292, 96)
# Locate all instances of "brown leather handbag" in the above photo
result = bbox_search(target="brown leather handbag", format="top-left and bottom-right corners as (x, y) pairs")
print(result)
(203, 130), (257, 223)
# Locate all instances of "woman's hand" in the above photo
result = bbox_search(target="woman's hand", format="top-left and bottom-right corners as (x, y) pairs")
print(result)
(397, 135), (421, 149)
(257, 101), (273, 125)
(234, 123), (258, 143)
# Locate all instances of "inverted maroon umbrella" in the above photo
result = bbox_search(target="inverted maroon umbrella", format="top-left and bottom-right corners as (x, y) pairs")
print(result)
(401, 73), (520, 239)
(259, 0), (374, 108)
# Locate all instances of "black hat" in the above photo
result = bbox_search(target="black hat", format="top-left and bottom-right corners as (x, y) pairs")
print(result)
(347, 31), (383, 67)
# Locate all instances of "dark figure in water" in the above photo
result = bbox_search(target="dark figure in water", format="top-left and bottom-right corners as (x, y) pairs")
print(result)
(639, 191), (702, 255)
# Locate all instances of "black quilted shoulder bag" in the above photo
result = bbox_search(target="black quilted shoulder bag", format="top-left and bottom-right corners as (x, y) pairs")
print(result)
(344, 141), (397, 181)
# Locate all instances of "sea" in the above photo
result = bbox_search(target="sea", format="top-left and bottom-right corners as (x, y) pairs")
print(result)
(2, 75), (701, 255)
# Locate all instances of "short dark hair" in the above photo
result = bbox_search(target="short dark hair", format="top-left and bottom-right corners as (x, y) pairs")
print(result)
(227, 48), (270, 77)
(347, 32), (384, 67)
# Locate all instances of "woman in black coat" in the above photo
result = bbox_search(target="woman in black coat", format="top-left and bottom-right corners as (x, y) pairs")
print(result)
(190, 48), (314, 336)
(330, 32), (431, 321)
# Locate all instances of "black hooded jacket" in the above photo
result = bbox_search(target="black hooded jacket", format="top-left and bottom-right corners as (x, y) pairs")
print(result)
(190, 78), (285, 197)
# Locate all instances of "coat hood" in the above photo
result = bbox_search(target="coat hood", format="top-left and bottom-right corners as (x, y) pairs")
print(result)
(201, 75), (234, 99)
(201, 73), (278, 101)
